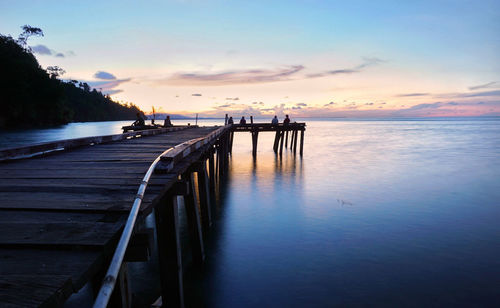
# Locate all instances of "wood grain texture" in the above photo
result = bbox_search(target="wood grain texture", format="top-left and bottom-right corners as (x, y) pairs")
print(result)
(0, 126), (220, 307)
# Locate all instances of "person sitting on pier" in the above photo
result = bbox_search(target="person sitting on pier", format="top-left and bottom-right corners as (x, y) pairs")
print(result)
(283, 114), (290, 125)
(271, 115), (279, 125)
(240, 116), (247, 124)
(163, 115), (173, 127)
(228, 116), (234, 125)
(132, 113), (145, 126)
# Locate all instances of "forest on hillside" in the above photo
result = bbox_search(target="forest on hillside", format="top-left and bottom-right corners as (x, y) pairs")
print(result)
(0, 26), (143, 129)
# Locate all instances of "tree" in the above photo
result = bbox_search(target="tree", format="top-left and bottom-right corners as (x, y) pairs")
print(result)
(17, 25), (43, 48)
(46, 66), (66, 79)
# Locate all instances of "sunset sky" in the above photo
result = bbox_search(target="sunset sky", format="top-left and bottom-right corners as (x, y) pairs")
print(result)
(1, 0), (499, 118)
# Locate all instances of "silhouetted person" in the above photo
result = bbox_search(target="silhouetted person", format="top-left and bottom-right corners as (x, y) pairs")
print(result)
(271, 115), (279, 125)
(228, 116), (234, 124)
(164, 115), (173, 127)
(283, 114), (290, 125)
(133, 113), (145, 126)
(240, 116), (246, 124)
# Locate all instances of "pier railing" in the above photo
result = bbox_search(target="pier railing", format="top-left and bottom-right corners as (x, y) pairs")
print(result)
(93, 125), (230, 308)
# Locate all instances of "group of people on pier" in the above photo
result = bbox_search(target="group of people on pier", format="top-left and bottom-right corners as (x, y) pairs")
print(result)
(132, 113), (173, 128)
(226, 115), (291, 125)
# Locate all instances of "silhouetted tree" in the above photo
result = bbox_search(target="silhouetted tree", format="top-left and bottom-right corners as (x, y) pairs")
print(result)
(0, 27), (144, 128)
(17, 25), (43, 49)
(46, 66), (66, 79)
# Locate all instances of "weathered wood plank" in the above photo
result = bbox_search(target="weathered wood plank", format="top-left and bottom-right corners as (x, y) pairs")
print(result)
(0, 221), (125, 247)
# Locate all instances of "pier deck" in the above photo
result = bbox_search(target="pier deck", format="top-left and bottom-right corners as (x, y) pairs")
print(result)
(0, 122), (305, 307)
(0, 126), (220, 307)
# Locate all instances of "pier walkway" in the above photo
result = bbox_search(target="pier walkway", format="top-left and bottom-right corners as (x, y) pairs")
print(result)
(0, 122), (305, 307)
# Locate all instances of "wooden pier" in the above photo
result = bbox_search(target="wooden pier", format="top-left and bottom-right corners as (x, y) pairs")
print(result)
(0, 122), (305, 307)
(231, 122), (306, 157)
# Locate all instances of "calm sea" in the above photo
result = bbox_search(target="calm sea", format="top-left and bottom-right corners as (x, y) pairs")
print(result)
(2, 118), (500, 306)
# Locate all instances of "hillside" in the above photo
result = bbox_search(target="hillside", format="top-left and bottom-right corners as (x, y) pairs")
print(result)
(0, 33), (143, 128)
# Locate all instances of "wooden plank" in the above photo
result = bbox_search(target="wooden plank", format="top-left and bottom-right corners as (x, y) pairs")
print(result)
(0, 210), (124, 224)
(0, 248), (103, 290)
(0, 274), (73, 308)
(0, 221), (124, 247)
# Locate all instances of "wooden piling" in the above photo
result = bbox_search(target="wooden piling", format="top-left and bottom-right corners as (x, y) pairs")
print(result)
(229, 131), (234, 154)
(279, 131), (284, 156)
(300, 130), (304, 156)
(293, 130), (298, 154)
(273, 130), (280, 153)
(155, 193), (184, 308)
(252, 131), (259, 157)
(208, 149), (216, 195)
(184, 173), (205, 266)
(195, 161), (212, 231)
(285, 130), (288, 148)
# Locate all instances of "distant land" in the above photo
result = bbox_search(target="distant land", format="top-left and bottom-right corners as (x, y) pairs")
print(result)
(0, 27), (144, 129)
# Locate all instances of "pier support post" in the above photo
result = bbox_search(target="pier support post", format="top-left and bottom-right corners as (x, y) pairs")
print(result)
(208, 149), (216, 199)
(229, 131), (234, 154)
(273, 130), (280, 153)
(184, 173), (205, 266)
(252, 131), (259, 157)
(155, 192), (184, 308)
(285, 130), (288, 148)
(300, 130), (304, 156)
(279, 130), (284, 156)
(293, 130), (298, 154)
(195, 161), (212, 232)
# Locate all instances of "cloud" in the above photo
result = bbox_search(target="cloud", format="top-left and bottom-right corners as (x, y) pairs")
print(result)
(31, 44), (72, 57)
(324, 101), (335, 106)
(31, 44), (52, 55)
(104, 89), (123, 95)
(469, 81), (499, 91)
(296, 103), (307, 106)
(405, 101), (460, 110)
(94, 71), (117, 80)
(86, 78), (131, 95)
(308, 57), (384, 78)
(462, 90), (500, 97)
(192, 93), (202, 96)
(164, 65), (304, 86)
(396, 93), (429, 97)
(365, 102), (374, 105)
(225, 97), (239, 100)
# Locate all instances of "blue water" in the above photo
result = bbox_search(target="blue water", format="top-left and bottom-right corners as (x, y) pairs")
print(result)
(2, 118), (500, 306)
(195, 117), (500, 307)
